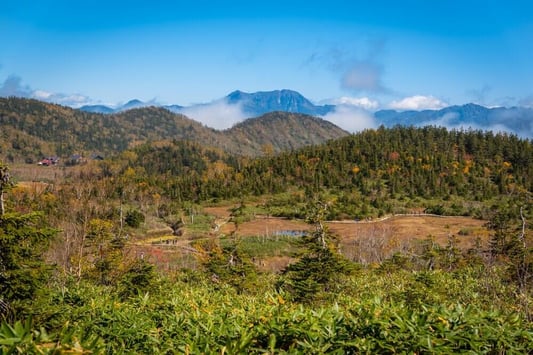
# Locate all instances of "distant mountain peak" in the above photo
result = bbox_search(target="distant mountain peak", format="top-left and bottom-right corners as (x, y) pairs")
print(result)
(226, 89), (334, 117)
(122, 99), (146, 110)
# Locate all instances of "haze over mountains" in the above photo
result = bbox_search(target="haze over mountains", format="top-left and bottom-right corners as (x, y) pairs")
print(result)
(79, 90), (533, 138)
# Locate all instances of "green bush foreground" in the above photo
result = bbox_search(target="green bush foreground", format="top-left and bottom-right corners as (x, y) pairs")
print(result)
(1, 269), (531, 354)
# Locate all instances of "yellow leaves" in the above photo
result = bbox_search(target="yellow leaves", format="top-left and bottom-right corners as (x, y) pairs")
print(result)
(234, 172), (244, 184)
(121, 151), (138, 163)
(40, 192), (57, 204)
(502, 161), (512, 169)
(277, 295), (286, 305)
(203, 160), (233, 180)
(266, 294), (286, 306)
(462, 159), (473, 174)
(262, 144), (274, 156)
(437, 316), (449, 327)
(352, 166), (360, 174)
(137, 181), (148, 189)
(123, 167), (136, 179)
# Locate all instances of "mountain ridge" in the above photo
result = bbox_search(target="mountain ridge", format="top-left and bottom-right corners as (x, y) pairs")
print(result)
(0, 97), (349, 162)
(77, 90), (532, 137)
(375, 103), (533, 136)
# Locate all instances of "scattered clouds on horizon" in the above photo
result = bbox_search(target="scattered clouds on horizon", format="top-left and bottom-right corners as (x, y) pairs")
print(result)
(0, 75), (93, 107)
(33, 90), (91, 107)
(388, 95), (448, 110)
(422, 112), (529, 138)
(3, 73), (531, 137)
(178, 99), (248, 130)
(327, 96), (380, 110)
(321, 105), (377, 133)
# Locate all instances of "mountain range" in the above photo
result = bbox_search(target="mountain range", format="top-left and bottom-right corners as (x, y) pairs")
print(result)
(80, 90), (532, 137)
(0, 97), (347, 162)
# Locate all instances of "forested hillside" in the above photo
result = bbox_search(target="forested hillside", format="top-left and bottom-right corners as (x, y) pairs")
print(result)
(0, 97), (348, 162)
(223, 111), (347, 155)
(123, 126), (532, 219)
(1, 125), (531, 353)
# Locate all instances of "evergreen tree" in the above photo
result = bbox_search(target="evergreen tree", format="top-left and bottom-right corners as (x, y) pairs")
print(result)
(0, 212), (57, 305)
(280, 198), (352, 303)
(196, 237), (259, 294)
(487, 199), (532, 293)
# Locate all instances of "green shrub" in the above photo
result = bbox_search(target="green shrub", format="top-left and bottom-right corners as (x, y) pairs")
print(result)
(125, 209), (145, 228)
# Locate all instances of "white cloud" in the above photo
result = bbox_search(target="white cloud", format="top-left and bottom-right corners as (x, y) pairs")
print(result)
(0, 75), (93, 107)
(178, 99), (247, 130)
(388, 95), (448, 110)
(321, 105), (377, 133)
(329, 96), (380, 110)
(32, 90), (91, 107)
(424, 112), (524, 137)
(32, 90), (53, 99)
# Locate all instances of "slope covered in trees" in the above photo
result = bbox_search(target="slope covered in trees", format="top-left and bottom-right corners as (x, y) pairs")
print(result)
(126, 126), (531, 218)
(0, 125), (531, 352)
(0, 97), (348, 162)
(223, 111), (347, 155)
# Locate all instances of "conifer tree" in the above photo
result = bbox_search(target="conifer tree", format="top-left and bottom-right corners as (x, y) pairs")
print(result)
(280, 198), (352, 302)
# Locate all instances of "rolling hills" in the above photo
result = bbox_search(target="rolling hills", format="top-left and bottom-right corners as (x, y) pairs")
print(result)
(0, 97), (348, 162)
(77, 89), (533, 138)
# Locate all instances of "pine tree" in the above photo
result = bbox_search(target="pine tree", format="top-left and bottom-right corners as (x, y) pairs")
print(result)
(280, 198), (352, 303)
(0, 212), (57, 304)
(487, 200), (532, 293)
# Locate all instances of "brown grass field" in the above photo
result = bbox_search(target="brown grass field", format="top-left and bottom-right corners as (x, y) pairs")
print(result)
(200, 205), (489, 269)
(204, 205), (487, 248)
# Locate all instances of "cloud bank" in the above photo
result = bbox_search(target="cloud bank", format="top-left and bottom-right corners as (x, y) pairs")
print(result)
(388, 95), (448, 110)
(178, 99), (248, 130)
(421, 112), (531, 138)
(322, 105), (377, 133)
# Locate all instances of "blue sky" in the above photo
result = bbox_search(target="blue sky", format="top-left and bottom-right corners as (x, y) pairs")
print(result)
(1, 0), (532, 116)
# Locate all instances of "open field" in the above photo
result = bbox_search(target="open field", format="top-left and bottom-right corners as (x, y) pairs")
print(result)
(204, 205), (487, 247)
(152, 205), (489, 270)
(328, 215), (487, 248)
